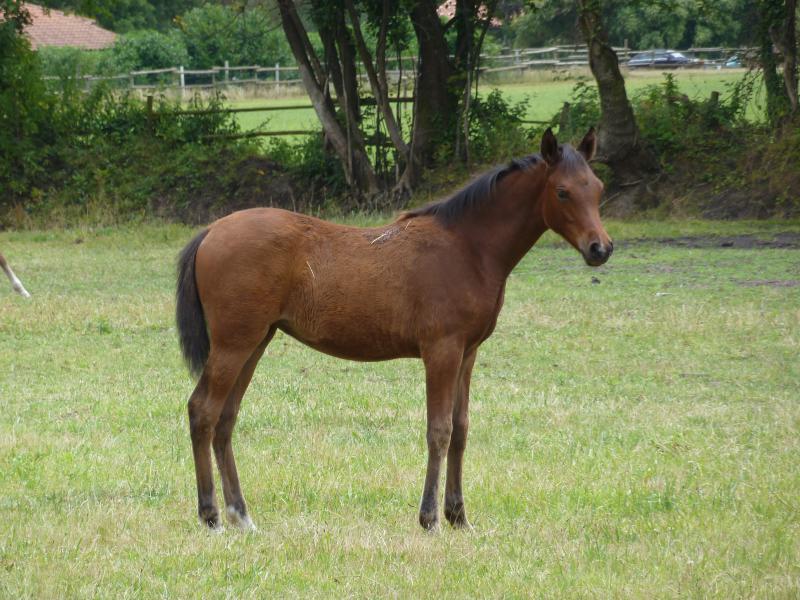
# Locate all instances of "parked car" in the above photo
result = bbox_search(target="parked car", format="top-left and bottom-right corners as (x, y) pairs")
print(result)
(627, 50), (694, 69)
(724, 55), (743, 68)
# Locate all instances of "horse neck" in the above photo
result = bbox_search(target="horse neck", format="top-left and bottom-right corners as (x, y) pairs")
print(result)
(456, 166), (549, 280)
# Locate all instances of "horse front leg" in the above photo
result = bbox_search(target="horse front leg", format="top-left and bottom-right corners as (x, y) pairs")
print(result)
(445, 349), (477, 529)
(419, 340), (463, 531)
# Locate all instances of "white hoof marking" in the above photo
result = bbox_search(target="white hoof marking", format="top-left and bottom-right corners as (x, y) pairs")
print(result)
(226, 506), (257, 531)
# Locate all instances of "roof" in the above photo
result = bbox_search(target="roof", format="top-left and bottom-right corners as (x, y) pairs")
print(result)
(22, 3), (117, 50)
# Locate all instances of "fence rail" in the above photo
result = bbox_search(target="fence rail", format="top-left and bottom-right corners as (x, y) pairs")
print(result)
(45, 45), (752, 96)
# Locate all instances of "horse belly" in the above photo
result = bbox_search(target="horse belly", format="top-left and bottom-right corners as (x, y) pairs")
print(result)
(277, 266), (422, 360)
(278, 314), (419, 361)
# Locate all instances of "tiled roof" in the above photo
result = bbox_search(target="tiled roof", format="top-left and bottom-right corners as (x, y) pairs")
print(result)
(23, 3), (117, 50)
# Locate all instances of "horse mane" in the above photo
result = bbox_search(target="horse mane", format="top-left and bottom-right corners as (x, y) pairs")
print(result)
(401, 144), (586, 226)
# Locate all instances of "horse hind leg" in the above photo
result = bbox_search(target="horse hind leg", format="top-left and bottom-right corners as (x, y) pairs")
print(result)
(212, 327), (276, 531)
(0, 253), (31, 298)
(188, 347), (253, 529)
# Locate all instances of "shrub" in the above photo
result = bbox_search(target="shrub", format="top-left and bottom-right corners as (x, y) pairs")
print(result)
(38, 46), (106, 79)
(467, 89), (532, 162)
(98, 29), (189, 73)
(177, 5), (292, 69)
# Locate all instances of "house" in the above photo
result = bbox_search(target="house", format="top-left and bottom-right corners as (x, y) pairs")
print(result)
(22, 3), (116, 50)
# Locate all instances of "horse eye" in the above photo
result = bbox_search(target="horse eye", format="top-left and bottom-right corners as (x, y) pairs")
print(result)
(556, 188), (569, 202)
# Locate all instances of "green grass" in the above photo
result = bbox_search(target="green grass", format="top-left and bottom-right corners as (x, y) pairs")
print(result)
(227, 70), (759, 136)
(1, 219), (799, 598)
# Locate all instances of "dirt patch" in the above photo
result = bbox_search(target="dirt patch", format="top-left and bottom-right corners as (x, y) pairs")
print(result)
(738, 279), (800, 287)
(622, 232), (800, 249)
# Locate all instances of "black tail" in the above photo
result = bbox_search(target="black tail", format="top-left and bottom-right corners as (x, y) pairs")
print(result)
(176, 229), (210, 378)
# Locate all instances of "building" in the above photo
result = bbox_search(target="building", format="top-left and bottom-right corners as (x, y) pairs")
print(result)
(22, 3), (116, 50)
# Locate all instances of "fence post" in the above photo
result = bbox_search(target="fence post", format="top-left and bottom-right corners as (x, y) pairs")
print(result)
(224, 60), (229, 83)
(275, 62), (280, 83)
(129, 71), (135, 89)
(146, 95), (155, 133)
(558, 102), (571, 134)
(179, 65), (185, 100)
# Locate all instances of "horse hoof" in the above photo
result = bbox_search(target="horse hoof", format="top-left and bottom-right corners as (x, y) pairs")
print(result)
(419, 511), (440, 532)
(226, 506), (257, 531)
(199, 506), (221, 530)
(445, 504), (472, 530)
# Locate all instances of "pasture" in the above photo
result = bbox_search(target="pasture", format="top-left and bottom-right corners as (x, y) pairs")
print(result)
(1, 219), (799, 597)
(229, 70), (755, 134)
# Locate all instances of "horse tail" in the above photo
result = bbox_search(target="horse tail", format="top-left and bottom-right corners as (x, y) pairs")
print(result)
(176, 229), (210, 378)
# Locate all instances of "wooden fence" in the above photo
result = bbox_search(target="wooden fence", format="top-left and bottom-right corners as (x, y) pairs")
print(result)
(48, 45), (751, 96)
(150, 94), (550, 141)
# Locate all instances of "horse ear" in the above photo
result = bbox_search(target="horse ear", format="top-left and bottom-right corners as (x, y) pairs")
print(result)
(540, 127), (560, 165)
(577, 126), (597, 161)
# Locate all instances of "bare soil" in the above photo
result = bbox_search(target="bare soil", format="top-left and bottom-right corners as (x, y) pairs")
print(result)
(623, 232), (800, 249)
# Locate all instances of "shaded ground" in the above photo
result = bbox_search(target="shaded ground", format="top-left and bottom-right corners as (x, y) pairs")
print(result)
(622, 232), (800, 249)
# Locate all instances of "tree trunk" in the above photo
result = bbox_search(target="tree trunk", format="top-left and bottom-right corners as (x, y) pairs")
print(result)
(768, 0), (798, 117)
(578, 0), (659, 182)
(344, 0), (408, 156)
(400, 0), (459, 189)
(277, 0), (379, 195)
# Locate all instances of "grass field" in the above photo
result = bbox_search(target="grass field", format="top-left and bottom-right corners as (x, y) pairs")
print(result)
(1, 218), (799, 597)
(229, 70), (757, 136)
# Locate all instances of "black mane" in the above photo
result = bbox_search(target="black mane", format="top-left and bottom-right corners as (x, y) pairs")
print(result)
(403, 145), (586, 226)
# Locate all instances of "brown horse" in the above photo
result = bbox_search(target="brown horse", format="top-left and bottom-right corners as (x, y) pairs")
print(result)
(1, 251), (31, 298)
(176, 128), (612, 531)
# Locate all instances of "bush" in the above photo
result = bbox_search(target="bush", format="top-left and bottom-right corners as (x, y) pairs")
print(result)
(38, 46), (106, 79)
(0, 18), (60, 202)
(631, 73), (755, 161)
(553, 80), (601, 143)
(98, 29), (189, 73)
(177, 5), (292, 69)
(467, 89), (533, 162)
(0, 30), (263, 225)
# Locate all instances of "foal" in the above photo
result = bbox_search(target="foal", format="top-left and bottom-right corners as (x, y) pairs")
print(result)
(176, 128), (612, 531)
(1, 252), (31, 298)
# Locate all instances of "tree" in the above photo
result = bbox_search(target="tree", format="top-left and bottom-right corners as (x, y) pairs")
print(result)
(276, 0), (380, 195)
(273, 0), (500, 200)
(577, 0), (659, 183)
(178, 4), (292, 69)
(757, 0), (798, 124)
(41, 0), (204, 32)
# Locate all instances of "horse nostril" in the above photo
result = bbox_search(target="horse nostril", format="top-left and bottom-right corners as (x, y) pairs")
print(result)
(589, 242), (603, 259)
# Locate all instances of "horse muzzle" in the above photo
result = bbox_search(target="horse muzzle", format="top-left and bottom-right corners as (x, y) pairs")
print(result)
(582, 240), (613, 266)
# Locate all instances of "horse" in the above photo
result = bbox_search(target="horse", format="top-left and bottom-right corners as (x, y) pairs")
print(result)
(176, 128), (613, 532)
(1, 252), (31, 298)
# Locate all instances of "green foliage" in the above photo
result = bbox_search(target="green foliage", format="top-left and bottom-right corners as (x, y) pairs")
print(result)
(98, 29), (189, 73)
(0, 18), (59, 200)
(467, 89), (533, 161)
(0, 27), (258, 224)
(509, 0), (760, 49)
(177, 4), (292, 69)
(264, 135), (347, 197)
(631, 73), (756, 160)
(37, 46), (106, 80)
(555, 80), (601, 141)
(42, 0), (204, 32)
